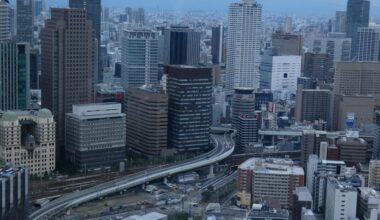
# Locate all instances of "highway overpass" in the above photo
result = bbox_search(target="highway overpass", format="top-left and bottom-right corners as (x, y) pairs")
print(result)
(29, 130), (235, 220)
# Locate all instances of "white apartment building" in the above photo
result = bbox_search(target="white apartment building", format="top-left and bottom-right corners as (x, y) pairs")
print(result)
(0, 109), (56, 176)
(226, 0), (262, 90)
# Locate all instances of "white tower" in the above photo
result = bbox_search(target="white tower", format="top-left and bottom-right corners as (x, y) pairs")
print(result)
(226, 0), (262, 90)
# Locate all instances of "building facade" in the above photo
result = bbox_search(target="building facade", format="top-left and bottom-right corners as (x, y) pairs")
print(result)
(295, 88), (331, 124)
(303, 53), (332, 83)
(121, 29), (158, 88)
(125, 87), (168, 156)
(0, 109), (56, 176)
(0, 42), (30, 111)
(166, 65), (212, 152)
(226, 0), (262, 90)
(334, 11), (346, 33)
(16, 0), (34, 45)
(41, 8), (95, 159)
(0, 0), (11, 42)
(65, 103), (125, 171)
(272, 32), (303, 56)
(211, 25), (224, 64)
(369, 160), (380, 191)
(356, 26), (380, 62)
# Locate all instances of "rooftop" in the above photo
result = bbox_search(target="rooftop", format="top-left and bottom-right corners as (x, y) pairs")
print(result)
(239, 158), (304, 175)
(294, 187), (312, 202)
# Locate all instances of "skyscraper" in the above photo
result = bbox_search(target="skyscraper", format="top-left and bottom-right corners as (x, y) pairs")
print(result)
(211, 25), (224, 64)
(164, 26), (200, 66)
(295, 88), (331, 124)
(121, 29), (158, 88)
(0, 0), (11, 42)
(41, 8), (95, 159)
(231, 88), (255, 129)
(69, 0), (102, 82)
(283, 16), (293, 33)
(226, 0), (262, 90)
(272, 32), (303, 56)
(166, 65), (212, 152)
(16, 0), (34, 45)
(346, 0), (370, 59)
(356, 26), (380, 62)
(0, 42), (30, 110)
(334, 11), (346, 33)
(303, 53), (332, 83)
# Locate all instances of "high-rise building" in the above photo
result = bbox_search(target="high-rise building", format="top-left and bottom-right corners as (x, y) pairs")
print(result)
(0, 42), (30, 111)
(283, 16), (292, 33)
(303, 53), (332, 83)
(236, 114), (258, 153)
(134, 8), (145, 26)
(334, 11), (346, 33)
(69, 0), (102, 82)
(41, 8), (95, 159)
(166, 65), (212, 152)
(121, 29), (158, 88)
(309, 32), (351, 66)
(237, 158), (304, 209)
(231, 88), (255, 128)
(356, 26), (380, 62)
(272, 32), (303, 56)
(34, 0), (44, 17)
(357, 187), (380, 220)
(125, 87), (168, 156)
(297, 77), (315, 90)
(295, 87), (331, 124)
(336, 136), (369, 165)
(0, 0), (11, 42)
(346, 0), (370, 59)
(29, 48), (39, 90)
(164, 26), (200, 66)
(254, 90), (273, 110)
(334, 62), (380, 96)
(226, 0), (262, 90)
(16, 0), (34, 45)
(65, 103), (126, 171)
(211, 25), (224, 64)
(325, 177), (357, 220)
(0, 109), (56, 176)
(260, 53), (301, 99)
(374, 111), (380, 159)
(0, 166), (28, 219)
(300, 130), (327, 169)
(369, 160), (380, 191)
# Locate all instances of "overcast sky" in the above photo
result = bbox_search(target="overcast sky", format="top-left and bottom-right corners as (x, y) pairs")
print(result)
(44, 0), (379, 19)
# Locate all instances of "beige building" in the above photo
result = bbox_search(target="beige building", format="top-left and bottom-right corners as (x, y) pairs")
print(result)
(369, 160), (380, 192)
(0, 109), (56, 176)
(237, 158), (304, 209)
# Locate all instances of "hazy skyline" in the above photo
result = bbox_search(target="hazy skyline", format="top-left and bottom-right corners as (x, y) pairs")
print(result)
(42, 0), (379, 19)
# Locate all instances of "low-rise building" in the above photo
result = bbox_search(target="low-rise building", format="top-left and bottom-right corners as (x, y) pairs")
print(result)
(357, 187), (380, 220)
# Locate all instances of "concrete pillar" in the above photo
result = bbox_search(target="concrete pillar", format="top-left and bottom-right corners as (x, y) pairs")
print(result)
(164, 177), (168, 185)
(208, 164), (215, 178)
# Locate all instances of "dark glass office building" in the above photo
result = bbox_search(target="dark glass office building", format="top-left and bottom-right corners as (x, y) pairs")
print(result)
(346, 0), (370, 59)
(166, 65), (212, 152)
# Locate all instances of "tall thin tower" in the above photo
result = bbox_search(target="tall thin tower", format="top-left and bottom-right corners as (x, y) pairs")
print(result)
(0, 0), (11, 42)
(16, 0), (34, 45)
(226, 0), (262, 90)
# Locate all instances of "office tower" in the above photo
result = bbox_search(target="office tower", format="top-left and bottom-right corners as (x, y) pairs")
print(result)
(95, 84), (125, 105)
(30, 48), (39, 89)
(121, 29), (158, 88)
(295, 88), (331, 124)
(369, 160), (380, 191)
(41, 8), (95, 159)
(0, 0), (11, 41)
(134, 8), (145, 26)
(357, 187), (380, 220)
(226, 0), (262, 90)
(166, 65), (212, 152)
(211, 25), (224, 64)
(254, 90), (273, 110)
(34, 0), (44, 17)
(283, 16), (292, 33)
(303, 53), (332, 83)
(260, 53), (301, 99)
(309, 32), (351, 66)
(9, 6), (15, 39)
(237, 158), (304, 209)
(16, 0), (34, 45)
(334, 62), (380, 95)
(336, 136), (369, 165)
(292, 187), (312, 220)
(69, 0), (102, 82)
(65, 103), (125, 171)
(346, 0), (370, 58)
(374, 111), (380, 159)
(125, 7), (133, 22)
(300, 130), (326, 168)
(334, 11), (346, 33)
(0, 109), (56, 176)
(236, 114), (258, 153)
(163, 26), (200, 66)
(99, 45), (108, 73)
(272, 32), (303, 56)
(0, 42), (30, 111)
(325, 177), (357, 220)
(125, 87), (168, 156)
(231, 88), (255, 128)
(0, 166), (28, 219)
(357, 26), (380, 62)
